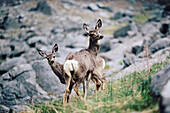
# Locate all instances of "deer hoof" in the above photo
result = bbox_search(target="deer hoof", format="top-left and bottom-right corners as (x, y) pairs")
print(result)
(66, 88), (70, 93)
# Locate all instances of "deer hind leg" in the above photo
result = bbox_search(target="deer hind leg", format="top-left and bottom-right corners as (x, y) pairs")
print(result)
(84, 73), (92, 100)
(67, 82), (74, 103)
(63, 74), (71, 106)
(74, 82), (82, 99)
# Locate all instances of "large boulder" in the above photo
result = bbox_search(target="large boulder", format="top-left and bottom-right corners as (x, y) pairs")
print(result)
(131, 40), (144, 55)
(123, 54), (136, 68)
(29, 1), (52, 15)
(31, 60), (65, 95)
(10, 41), (30, 57)
(0, 15), (20, 30)
(0, 57), (27, 74)
(0, 63), (53, 111)
(150, 38), (170, 54)
(113, 25), (131, 38)
(0, 64), (37, 106)
(151, 64), (170, 113)
(27, 36), (49, 48)
(141, 23), (159, 36)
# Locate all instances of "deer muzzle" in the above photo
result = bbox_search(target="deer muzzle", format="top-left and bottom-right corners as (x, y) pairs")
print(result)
(99, 35), (104, 39)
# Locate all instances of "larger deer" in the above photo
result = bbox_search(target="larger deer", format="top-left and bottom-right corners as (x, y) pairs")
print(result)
(63, 19), (106, 105)
(38, 43), (106, 104)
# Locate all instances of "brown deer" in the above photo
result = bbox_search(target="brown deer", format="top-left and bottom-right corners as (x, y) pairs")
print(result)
(38, 43), (106, 104)
(63, 19), (106, 105)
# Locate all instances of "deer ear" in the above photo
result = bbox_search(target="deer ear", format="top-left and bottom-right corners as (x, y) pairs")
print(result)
(52, 43), (58, 54)
(95, 19), (102, 30)
(38, 50), (47, 57)
(83, 23), (89, 34)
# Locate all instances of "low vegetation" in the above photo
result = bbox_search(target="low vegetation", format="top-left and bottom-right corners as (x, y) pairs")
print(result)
(28, 56), (169, 113)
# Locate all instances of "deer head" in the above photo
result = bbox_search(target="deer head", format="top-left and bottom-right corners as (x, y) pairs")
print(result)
(38, 44), (58, 65)
(83, 19), (104, 42)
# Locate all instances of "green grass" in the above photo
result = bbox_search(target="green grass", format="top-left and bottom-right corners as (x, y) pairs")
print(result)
(132, 10), (151, 24)
(29, 57), (170, 113)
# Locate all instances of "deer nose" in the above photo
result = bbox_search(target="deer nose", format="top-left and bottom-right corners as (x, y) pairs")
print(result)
(51, 60), (54, 64)
(99, 35), (104, 39)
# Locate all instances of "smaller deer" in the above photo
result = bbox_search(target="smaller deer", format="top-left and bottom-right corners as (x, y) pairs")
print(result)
(38, 44), (75, 103)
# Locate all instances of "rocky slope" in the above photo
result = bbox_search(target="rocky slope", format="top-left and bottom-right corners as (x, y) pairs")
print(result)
(0, 0), (169, 112)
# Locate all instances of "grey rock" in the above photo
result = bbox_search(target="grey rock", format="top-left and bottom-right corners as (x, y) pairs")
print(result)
(31, 60), (65, 95)
(29, 1), (52, 15)
(11, 105), (31, 112)
(141, 23), (159, 36)
(0, 40), (11, 59)
(123, 54), (136, 68)
(0, 105), (10, 113)
(111, 10), (134, 20)
(0, 64), (40, 106)
(1, 64), (33, 81)
(160, 23), (169, 35)
(10, 41), (30, 57)
(96, 2), (112, 12)
(0, 0), (31, 6)
(113, 25), (131, 38)
(27, 36), (48, 48)
(100, 41), (111, 52)
(0, 57), (27, 73)
(150, 38), (170, 54)
(87, 3), (99, 12)
(162, 4), (170, 17)
(0, 15), (20, 30)
(128, 0), (137, 6)
(151, 64), (170, 113)
(19, 28), (37, 41)
(151, 64), (170, 97)
(131, 40), (144, 55)
(22, 48), (40, 63)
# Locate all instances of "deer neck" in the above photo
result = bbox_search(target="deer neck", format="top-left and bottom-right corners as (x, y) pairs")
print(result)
(50, 61), (65, 84)
(88, 38), (100, 56)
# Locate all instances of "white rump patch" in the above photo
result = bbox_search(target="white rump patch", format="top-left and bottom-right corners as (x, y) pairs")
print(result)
(102, 58), (105, 69)
(64, 60), (79, 77)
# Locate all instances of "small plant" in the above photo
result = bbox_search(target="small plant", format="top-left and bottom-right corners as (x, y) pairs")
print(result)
(105, 64), (110, 69)
(119, 61), (123, 65)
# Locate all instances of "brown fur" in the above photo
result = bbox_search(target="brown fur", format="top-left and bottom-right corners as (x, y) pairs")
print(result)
(63, 19), (106, 105)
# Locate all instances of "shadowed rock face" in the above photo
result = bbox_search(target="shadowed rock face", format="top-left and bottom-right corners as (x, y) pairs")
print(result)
(151, 64), (170, 113)
(29, 1), (52, 15)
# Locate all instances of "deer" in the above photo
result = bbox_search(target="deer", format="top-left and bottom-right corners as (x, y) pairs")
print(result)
(63, 19), (106, 105)
(38, 43), (106, 104)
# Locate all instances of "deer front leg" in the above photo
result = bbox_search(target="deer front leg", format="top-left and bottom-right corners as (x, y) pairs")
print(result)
(74, 82), (82, 99)
(83, 80), (85, 96)
(91, 77), (101, 92)
(84, 73), (92, 100)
